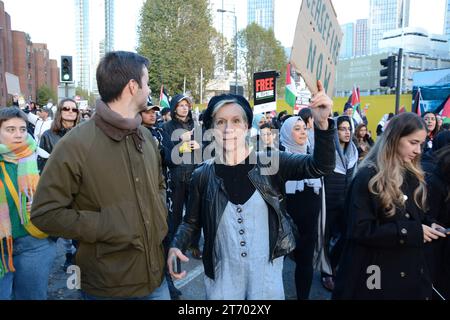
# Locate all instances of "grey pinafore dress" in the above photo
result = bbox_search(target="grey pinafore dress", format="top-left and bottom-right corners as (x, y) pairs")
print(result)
(204, 191), (285, 300)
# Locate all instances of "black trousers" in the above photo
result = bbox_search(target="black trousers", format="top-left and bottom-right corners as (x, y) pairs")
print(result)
(170, 166), (200, 249)
(322, 203), (345, 277)
(286, 187), (321, 300)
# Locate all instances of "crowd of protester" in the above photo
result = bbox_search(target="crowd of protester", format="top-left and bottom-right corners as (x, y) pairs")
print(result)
(0, 51), (449, 301)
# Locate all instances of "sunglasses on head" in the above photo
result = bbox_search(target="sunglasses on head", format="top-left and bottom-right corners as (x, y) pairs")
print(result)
(62, 107), (79, 113)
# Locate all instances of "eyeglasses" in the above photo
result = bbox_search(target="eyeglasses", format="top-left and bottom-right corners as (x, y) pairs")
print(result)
(62, 107), (79, 113)
(338, 127), (351, 132)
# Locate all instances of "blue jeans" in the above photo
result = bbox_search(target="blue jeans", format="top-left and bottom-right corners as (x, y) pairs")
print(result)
(82, 278), (171, 300)
(0, 236), (56, 300)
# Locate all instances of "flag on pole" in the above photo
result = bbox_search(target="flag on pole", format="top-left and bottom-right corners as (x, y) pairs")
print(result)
(160, 85), (170, 109)
(351, 86), (363, 124)
(413, 88), (423, 116)
(285, 64), (297, 108)
(441, 98), (450, 118)
(434, 94), (450, 118)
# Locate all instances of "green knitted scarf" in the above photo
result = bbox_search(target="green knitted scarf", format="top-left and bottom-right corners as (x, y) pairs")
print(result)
(0, 135), (41, 278)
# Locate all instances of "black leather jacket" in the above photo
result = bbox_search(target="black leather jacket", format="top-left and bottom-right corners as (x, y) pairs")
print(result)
(38, 128), (70, 173)
(172, 120), (336, 280)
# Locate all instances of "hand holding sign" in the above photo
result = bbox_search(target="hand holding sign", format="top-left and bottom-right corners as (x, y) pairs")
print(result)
(310, 80), (332, 130)
(290, 0), (342, 97)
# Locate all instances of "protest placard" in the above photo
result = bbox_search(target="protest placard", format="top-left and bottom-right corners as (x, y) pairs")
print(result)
(290, 0), (343, 96)
(253, 70), (278, 114)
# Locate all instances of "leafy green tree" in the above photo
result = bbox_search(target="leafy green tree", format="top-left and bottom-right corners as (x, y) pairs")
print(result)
(75, 87), (96, 106)
(235, 23), (287, 99)
(137, 0), (215, 102)
(37, 85), (57, 106)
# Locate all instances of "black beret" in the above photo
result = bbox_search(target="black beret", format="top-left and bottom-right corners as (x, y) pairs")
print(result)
(203, 94), (253, 130)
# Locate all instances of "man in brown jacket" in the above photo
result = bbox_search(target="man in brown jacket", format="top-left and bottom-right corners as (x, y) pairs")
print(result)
(31, 51), (169, 300)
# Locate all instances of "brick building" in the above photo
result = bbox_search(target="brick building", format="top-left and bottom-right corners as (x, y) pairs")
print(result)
(0, 1), (58, 106)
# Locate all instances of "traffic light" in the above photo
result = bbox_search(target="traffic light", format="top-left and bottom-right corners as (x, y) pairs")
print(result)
(379, 56), (396, 88)
(61, 56), (73, 82)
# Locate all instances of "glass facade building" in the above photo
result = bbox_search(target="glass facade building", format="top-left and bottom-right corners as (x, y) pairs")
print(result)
(75, 0), (90, 91)
(355, 19), (369, 57)
(105, 0), (115, 53)
(75, 0), (115, 92)
(340, 23), (354, 59)
(369, 0), (410, 54)
(445, 0), (450, 43)
(247, 0), (274, 30)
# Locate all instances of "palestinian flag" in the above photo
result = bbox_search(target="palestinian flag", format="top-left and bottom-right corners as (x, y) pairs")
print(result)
(435, 94), (450, 118)
(160, 85), (170, 109)
(413, 88), (423, 116)
(285, 64), (297, 108)
(351, 86), (363, 124)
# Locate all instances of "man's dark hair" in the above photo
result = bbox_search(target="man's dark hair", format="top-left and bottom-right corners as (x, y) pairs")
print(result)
(0, 107), (28, 128)
(260, 122), (275, 130)
(298, 108), (312, 125)
(96, 51), (150, 103)
(278, 110), (288, 121)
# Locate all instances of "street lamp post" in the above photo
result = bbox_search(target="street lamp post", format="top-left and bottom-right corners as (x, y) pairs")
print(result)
(217, 9), (238, 95)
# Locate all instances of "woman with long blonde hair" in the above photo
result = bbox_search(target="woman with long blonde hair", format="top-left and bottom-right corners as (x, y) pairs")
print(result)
(333, 112), (447, 300)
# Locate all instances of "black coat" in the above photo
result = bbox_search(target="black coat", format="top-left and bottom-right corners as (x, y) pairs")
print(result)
(144, 125), (175, 170)
(38, 128), (70, 173)
(333, 166), (434, 300)
(162, 117), (201, 178)
(172, 120), (336, 280)
(425, 166), (450, 299)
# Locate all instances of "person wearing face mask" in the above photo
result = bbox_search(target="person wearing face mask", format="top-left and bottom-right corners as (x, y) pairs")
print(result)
(167, 81), (336, 300)
(280, 116), (327, 300)
(333, 113), (446, 300)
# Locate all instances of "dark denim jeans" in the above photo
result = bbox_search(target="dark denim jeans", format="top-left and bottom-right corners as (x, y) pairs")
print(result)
(0, 236), (56, 300)
(81, 278), (171, 300)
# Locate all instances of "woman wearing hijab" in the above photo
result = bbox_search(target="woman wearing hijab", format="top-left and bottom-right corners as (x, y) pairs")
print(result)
(321, 115), (359, 291)
(250, 114), (266, 151)
(280, 116), (327, 300)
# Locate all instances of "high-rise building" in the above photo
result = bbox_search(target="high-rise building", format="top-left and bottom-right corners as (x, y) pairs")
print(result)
(105, 0), (115, 53)
(340, 23), (354, 59)
(445, 0), (450, 42)
(355, 19), (369, 57)
(369, 0), (410, 54)
(75, 0), (90, 92)
(75, 0), (115, 92)
(211, 0), (236, 42)
(247, 0), (274, 30)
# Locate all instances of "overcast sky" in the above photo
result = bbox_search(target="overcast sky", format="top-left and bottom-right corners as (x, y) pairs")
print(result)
(2, 0), (446, 64)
